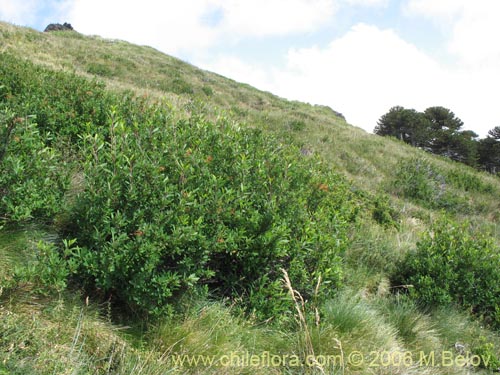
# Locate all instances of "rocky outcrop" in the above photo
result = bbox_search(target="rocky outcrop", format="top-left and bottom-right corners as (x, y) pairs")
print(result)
(44, 23), (74, 32)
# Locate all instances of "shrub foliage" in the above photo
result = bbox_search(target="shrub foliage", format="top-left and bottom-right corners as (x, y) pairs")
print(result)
(0, 53), (111, 142)
(0, 52), (364, 318)
(0, 110), (70, 222)
(392, 157), (471, 212)
(393, 217), (500, 328)
(63, 108), (359, 317)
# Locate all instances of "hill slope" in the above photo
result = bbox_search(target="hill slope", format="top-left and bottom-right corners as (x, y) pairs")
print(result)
(1, 22), (500, 375)
(3, 21), (499, 203)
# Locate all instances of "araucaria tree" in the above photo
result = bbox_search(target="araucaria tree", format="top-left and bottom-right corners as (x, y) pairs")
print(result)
(374, 106), (430, 147)
(375, 106), (479, 168)
(478, 126), (500, 173)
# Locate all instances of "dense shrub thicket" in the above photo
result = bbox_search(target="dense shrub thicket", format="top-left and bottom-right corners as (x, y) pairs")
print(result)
(0, 54), (112, 141)
(0, 53), (362, 318)
(0, 53), (117, 223)
(0, 54), (166, 223)
(4, 51), (500, 331)
(393, 217), (500, 328)
(63, 108), (360, 317)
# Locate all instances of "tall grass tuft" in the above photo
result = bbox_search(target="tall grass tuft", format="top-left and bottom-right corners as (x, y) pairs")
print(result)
(282, 268), (326, 374)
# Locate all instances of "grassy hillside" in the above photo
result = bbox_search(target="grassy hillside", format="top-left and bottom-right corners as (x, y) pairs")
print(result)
(1, 21), (500, 374)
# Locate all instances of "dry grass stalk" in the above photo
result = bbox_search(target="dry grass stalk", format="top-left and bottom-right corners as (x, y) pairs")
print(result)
(281, 268), (325, 374)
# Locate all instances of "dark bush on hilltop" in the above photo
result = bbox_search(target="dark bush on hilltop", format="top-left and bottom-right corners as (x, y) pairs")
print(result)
(63, 108), (360, 318)
(393, 217), (500, 328)
(44, 22), (74, 32)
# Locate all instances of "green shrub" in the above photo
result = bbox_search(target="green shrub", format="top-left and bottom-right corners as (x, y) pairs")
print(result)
(445, 168), (494, 194)
(0, 110), (70, 223)
(288, 119), (306, 132)
(392, 217), (500, 328)
(392, 157), (444, 203)
(62, 109), (358, 318)
(86, 62), (114, 77)
(171, 78), (194, 94)
(0, 53), (112, 142)
(201, 85), (213, 97)
(11, 240), (76, 295)
(392, 157), (469, 212)
(473, 336), (500, 370)
(370, 194), (399, 228)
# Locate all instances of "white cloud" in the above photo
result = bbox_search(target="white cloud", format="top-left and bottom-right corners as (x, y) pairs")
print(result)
(448, 2), (500, 67)
(343, 0), (389, 7)
(0, 0), (38, 25)
(400, 0), (500, 135)
(64, 0), (218, 55)
(449, 66), (500, 136)
(405, 0), (464, 19)
(272, 24), (446, 132)
(198, 56), (274, 91)
(60, 0), (337, 55)
(202, 23), (500, 136)
(216, 0), (337, 37)
(406, 0), (500, 67)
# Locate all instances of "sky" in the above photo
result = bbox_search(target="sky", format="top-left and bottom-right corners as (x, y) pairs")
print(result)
(1, 0), (500, 136)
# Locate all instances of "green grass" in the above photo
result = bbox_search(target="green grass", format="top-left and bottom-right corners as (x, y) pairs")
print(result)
(1, 21), (500, 374)
(0, 225), (58, 280)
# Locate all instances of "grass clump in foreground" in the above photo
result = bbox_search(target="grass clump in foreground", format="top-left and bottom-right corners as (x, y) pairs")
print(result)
(3, 274), (500, 374)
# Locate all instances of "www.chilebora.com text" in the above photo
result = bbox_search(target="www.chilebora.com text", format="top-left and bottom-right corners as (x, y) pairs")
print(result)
(169, 350), (493, 369)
